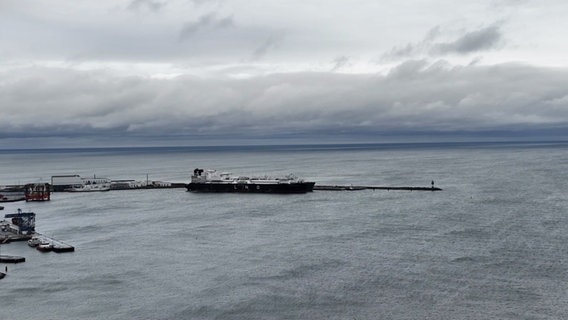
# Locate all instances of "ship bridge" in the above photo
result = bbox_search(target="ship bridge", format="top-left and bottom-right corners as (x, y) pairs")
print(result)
(4, 209), (35, 234)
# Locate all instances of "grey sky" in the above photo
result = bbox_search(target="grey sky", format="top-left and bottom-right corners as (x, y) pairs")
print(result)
(1, 0), (567, 147)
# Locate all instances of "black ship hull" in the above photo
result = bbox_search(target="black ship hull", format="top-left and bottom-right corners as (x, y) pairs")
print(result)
(186, 182), (315, 193)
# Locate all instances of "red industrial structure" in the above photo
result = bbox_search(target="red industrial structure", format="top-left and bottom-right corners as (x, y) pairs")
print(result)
(24, 183), (51, 201)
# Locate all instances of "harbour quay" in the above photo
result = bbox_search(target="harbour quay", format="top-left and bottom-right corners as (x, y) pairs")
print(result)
(1, 176), (186, 201)
(1, 209), (75, 254)
(314, 185), (442, 191)
(50, 174), (186, 192)
(3, 172), (444, 195)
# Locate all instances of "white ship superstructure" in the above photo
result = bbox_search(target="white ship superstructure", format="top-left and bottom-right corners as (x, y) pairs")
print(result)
(65, 176), (111, 192)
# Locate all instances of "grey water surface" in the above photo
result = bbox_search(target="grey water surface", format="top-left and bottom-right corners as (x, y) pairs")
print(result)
(0, 142), (566, 319)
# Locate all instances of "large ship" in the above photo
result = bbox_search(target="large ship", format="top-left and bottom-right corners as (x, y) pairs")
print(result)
(187, 168), (315, 193)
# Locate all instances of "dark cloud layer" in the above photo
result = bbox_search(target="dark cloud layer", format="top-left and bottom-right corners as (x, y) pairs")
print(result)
(2, 1), (567, 148)
(331, 56), (351, 72)
(127, 0), (166, 12)
(1, 62), (567, 146)
(179, 13), (235, 40)
(251, 36), (282, 61)
(382, 24), (504, 61)
(432, 25), (503, 54)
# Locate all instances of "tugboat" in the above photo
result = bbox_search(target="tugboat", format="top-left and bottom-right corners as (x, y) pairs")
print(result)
(187, 168), (315, 193)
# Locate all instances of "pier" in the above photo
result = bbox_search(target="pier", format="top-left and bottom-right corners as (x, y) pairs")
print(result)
(33, 233), (75, 253)
(7, 174), (444, 193)
(314, 185), (442, 191)
(2, 209), (74, 253)
(0, 231), (75, 253)
(0, 232), (74, 254)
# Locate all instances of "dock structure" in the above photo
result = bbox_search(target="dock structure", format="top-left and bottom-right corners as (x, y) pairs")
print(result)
(1, 209), (74, 253)
(0, 231), (75, 253)
(314, 185), (442, 191)
(3, 209), (35, 237)
(1, 232), (26, 265)
(3, 209), (35, 234)
(25, 183), (51, 201)
(0, 255), (25, 263)
(33, 233), (75, 253)
(11, 175), (444, 193)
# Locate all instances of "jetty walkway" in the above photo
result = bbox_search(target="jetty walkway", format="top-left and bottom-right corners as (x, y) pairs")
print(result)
(34, 233), (75, 253)
(314, 185), (442, 191)
(1, 223), (74, 254)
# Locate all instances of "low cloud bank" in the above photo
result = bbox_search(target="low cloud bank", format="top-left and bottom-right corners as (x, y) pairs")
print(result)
(1, 61), (567, 146)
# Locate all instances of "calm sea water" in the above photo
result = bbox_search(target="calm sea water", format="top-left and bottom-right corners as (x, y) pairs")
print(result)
(0, 142), (567, 319)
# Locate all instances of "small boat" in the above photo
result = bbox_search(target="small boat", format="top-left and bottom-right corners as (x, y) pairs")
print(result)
(36, 240), (53, 252)
(27, 236), (43, 247)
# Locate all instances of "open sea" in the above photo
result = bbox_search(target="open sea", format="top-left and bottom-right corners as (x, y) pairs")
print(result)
(0, 142), (567, 320)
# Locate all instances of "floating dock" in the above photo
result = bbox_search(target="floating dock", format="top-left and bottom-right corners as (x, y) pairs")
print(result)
(1, 232), (75, 253)
(33, 233), (75, 253)
(0, 255), (25, 263)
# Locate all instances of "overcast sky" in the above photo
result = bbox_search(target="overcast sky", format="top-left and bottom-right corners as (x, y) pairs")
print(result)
(1, 0), (568, 147)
